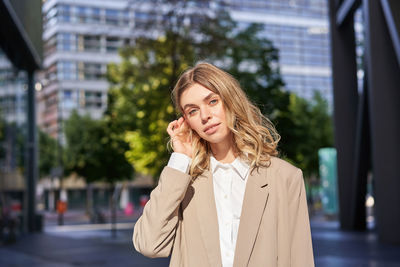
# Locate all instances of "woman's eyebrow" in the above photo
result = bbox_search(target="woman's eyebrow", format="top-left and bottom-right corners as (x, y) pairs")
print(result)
(183, 103), (197, 111)
(203, 92), (217, 101)
(182, 93), (217, 110)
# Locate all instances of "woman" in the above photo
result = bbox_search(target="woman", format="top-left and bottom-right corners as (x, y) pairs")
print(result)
(133, 62), (314, 267)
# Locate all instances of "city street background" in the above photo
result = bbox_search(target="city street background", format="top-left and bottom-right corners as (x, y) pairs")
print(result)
(1, 0), (400, 266)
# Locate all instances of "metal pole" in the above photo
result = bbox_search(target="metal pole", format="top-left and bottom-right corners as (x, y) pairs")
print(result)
(328, 0), (360, 230)
(26, 70), (37, 232)
(364, 0), (400, 244)
(57, 90), (64, 226)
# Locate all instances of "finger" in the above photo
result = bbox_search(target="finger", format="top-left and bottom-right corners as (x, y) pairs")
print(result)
(168, 120), (177, 130)
(170, 117), (184, 134)
(180, 121), (192, 142)
(167, 120), (177, 136)
(175, 117), (184, 129)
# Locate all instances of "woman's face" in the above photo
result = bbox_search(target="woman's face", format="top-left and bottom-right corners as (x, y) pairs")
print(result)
(180, 83), (231, 146)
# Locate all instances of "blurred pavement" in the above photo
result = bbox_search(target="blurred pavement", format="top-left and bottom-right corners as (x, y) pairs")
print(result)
(1, 211), (400, 266)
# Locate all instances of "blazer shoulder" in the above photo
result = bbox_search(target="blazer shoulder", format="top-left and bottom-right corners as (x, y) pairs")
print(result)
(269, 156), (302, 181)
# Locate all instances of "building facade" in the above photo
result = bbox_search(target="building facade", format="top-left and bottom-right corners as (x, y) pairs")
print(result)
(39, 0), (332, 140)
(0, 50), (26, 126)
(227, 0), (331, 102)
(40, 0), (134, 139)
(0, 50), (27, 189)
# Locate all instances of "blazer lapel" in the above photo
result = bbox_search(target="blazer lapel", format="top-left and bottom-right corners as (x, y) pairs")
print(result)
(194, 170), (223, 267)
(233, 167), (270, 267)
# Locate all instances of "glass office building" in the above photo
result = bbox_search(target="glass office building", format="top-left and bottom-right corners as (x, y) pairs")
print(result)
(39, 0), (332, 139)
(0, 50), (28, 192)
(0, 50), (26, 126)
(227, 0), (331, 102)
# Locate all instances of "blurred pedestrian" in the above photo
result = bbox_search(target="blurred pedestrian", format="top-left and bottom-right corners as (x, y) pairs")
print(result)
(133, 62), (314, 267)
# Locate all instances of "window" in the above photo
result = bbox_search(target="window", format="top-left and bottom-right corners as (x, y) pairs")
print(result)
(122, 10), (130, 25)
(57, 61), (76, 80)
(84, 35), (101, 51)
(106, 37), (122, 52)
(90, 8), (101, 23)
(44, 5), (59, 29)
(0, 69), (14, 86)
(77, 35), (101, 52)
(106, 9), (119, 25)
(76, 6), (89, 23)
(58, 4), (70, 22)
(135, 11), (156, 28)
(63, 90), (72, 99)
(57, 33), (73, 51)
(62, 90), (76, 109)
(46, 63), (57, 81)
(78, 63), (103, 80)
(0, 95), (17, 114)
(44, 35), (57, 56)
(84, 91), (103, 108)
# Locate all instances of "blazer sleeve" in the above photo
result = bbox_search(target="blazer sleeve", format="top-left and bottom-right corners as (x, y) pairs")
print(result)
(288, 169), (315, 267)
(133, 166), (191, 258)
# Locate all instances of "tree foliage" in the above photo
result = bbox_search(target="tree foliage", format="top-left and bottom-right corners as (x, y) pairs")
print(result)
(278, 91), (333, 177)
(63, 111), (133, 184)
(107, 34), (194, 177)
(38, 130), (58, 178)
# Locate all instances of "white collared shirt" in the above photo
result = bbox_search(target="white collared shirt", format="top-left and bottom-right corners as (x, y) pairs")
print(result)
(168, 152), (250, 267)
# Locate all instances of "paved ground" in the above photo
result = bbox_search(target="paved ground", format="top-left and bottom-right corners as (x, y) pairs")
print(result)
(1, 212), (400, 266)
(312, 221), (400, 267)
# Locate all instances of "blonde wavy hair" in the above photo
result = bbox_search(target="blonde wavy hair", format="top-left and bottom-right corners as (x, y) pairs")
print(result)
(171, 62), (280, 177)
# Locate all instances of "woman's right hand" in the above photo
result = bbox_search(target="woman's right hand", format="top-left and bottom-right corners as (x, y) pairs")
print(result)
(167, 117), (193, 158)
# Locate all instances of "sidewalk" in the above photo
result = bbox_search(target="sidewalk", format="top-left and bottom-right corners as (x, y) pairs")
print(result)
(0, 226), (169, 267)
(311, 219), (400, 266)
(42, 209), (140, 226)
(1, 215), (400, 266)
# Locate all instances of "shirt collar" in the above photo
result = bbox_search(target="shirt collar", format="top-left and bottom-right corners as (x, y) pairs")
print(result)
(210, 155), (250, 180)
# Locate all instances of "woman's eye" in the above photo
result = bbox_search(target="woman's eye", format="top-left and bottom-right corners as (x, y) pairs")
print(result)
(210, 99), (218, 105)
(188, 109), (197, 115)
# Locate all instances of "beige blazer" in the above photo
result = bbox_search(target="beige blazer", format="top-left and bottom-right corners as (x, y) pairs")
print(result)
(133, 157), (315, 267)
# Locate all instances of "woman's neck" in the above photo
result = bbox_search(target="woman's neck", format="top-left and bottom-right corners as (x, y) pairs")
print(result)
(210, 136), (237, 164)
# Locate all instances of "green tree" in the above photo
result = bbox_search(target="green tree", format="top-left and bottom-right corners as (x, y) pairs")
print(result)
(278, 91), (333, 177)
(64, 111), (133, 225)
(38, 130), (58, 178)
(64, 112), (105, 182)
(107, 35), (193, 177)
(63, 110), (133, 184)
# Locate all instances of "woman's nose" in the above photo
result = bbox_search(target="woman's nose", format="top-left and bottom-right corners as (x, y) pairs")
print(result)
(200, 107), (211, 122)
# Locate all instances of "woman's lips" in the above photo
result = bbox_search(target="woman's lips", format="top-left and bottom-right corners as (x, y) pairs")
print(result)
(204, 123), (220, 134)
